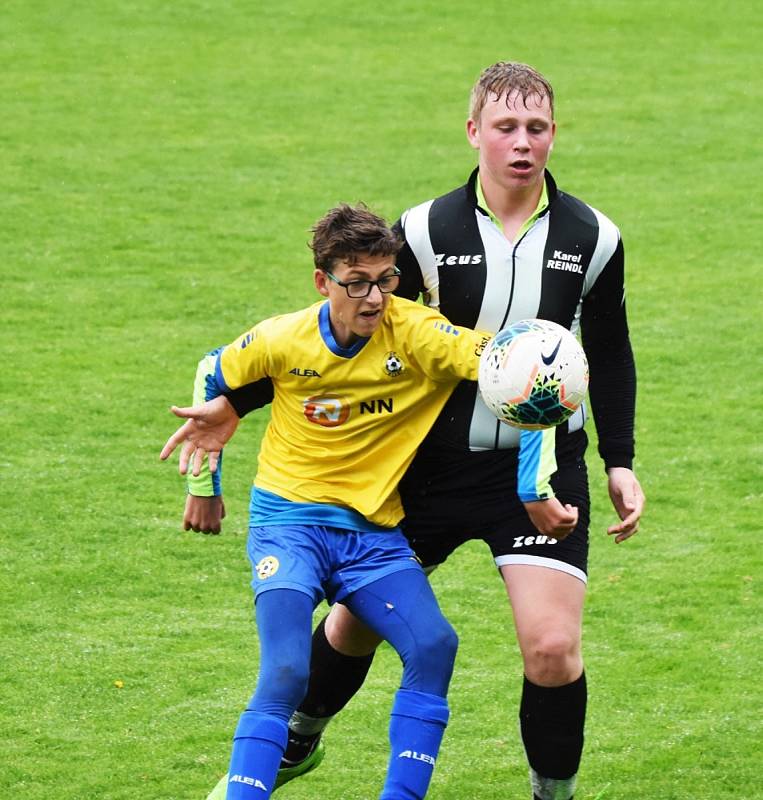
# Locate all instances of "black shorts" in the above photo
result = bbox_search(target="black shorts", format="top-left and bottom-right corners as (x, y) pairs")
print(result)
(399, 429), (590, 582)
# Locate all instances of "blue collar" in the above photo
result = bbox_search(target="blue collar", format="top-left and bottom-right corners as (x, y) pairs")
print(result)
(318, 301), (370, 358)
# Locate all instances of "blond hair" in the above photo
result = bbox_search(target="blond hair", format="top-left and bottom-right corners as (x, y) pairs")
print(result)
(469, 62), (554, 122)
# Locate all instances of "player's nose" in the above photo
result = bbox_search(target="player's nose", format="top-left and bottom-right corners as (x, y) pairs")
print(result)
(366, 283), (384, 303)
(513, 128), (530, 150)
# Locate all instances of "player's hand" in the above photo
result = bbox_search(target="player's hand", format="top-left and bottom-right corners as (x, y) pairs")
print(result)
(523, 497), (579, 540)
(606, 467), (645, 543)
(184, 494), (226, 534)
(160, 395), (239, 476)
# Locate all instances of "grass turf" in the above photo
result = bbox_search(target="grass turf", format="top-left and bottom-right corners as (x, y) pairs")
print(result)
(2, 1), (761, 797)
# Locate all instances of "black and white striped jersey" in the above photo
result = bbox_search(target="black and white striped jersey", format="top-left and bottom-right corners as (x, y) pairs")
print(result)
(394, 168), (635, 470)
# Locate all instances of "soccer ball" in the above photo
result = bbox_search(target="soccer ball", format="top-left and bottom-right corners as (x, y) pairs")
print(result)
(478, 319), (589, 430)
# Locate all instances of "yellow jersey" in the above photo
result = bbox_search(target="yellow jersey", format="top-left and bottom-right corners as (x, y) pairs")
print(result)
(215, 296), (490, 527)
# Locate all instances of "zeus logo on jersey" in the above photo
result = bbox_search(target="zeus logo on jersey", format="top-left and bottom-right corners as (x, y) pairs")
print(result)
(546, 250), (584, 273)
(434, 253), (483, 267)
(513, 535), (558, 547)
(303, 394), (351, 427)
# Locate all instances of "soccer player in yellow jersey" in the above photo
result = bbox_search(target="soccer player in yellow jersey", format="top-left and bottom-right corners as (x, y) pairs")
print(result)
(161, 203), (491, 800)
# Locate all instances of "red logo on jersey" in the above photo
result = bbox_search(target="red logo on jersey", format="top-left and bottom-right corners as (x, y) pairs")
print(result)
(302, 394), (351, 427)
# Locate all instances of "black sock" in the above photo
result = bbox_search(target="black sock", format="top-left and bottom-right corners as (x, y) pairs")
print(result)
(282, 728), (322, 765)
(298, 614), (376, 718)
(282, 616), (375, 764)
(533, 793), (574, 800)
(520, 672), (587, 782)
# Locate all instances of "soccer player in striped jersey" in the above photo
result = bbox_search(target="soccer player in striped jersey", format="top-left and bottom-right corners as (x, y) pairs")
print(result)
(161, 203), (493, 799)
(188, 64), (645, 800)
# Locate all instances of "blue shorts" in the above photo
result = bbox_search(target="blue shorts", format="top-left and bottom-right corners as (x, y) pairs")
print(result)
(247, 524), (423, 606)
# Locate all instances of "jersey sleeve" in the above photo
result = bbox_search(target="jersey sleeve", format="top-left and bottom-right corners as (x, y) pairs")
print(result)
(403, 304), (490, 384)
(215, 323), (272, 391)
(393, 215), (425, 301)
(516, 429), (557, 502)
(186, 347), (225, 497)
(580, 236), (636, 470)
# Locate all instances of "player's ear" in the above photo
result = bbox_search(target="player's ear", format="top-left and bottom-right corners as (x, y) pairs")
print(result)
(466, 118), (480, 150)
(315, 269), (330, 297)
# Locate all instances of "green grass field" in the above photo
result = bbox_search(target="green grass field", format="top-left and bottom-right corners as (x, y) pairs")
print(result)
(2, 1), (762, 798)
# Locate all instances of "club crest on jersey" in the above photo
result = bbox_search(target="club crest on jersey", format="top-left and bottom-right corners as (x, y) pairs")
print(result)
(256, 556), (280, 580)
(384, 351), (404, 377)
(303, 394), (351, 427)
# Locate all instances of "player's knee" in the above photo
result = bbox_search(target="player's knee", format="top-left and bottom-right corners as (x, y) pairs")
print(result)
(524, 630), (580, 684)
(326, 604), (382, 657)
(260, 659), (311, 708)
(434, 620), (459, 661)
(414, 619), (459, 673)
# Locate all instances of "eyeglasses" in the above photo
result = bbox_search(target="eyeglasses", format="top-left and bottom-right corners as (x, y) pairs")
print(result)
(323, 267), (401, 298)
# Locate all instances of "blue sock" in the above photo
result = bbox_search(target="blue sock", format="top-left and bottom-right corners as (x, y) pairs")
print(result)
(380, 688), (450, 800)
(225, 711), (288, 799)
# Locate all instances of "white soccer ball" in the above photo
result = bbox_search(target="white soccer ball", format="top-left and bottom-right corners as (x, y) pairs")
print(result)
(478, 319), (589, 430)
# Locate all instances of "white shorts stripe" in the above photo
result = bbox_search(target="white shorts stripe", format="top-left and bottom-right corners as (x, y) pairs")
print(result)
(494, 554), (588, 584)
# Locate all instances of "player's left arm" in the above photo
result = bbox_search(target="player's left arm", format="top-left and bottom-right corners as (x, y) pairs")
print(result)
(402, 303), (490, 383)
(606, 467), (645, 543)
(581, 235), (645, 539)
(184, 494), (226, 535)
(182, 347), (228, 534)
(185, 348), (225, 498)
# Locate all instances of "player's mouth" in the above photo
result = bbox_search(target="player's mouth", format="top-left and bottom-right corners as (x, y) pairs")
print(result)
(509, 159), (533, 175)
(359, 308), (382, 323)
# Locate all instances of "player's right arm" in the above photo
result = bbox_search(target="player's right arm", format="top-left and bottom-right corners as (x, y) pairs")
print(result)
(162, 323), (273, 472)
(201, 326), (277, 420)
(174, 329), (273, 532)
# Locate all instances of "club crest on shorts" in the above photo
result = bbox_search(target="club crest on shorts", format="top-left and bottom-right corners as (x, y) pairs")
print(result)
(384, 351), (404, 378)
(256, 556), (280, 580)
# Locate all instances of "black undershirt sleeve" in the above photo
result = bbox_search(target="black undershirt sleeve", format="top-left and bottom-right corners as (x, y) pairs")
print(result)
(580, 237), (636, 471)
(393, 218), (425, 301)
(223, 376), (274, 418)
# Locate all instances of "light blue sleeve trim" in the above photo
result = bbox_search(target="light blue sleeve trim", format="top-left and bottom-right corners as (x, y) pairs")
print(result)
(214, 348), (232, 392)
(517, 429), (556, 502)
(187, 346), (226, 497)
